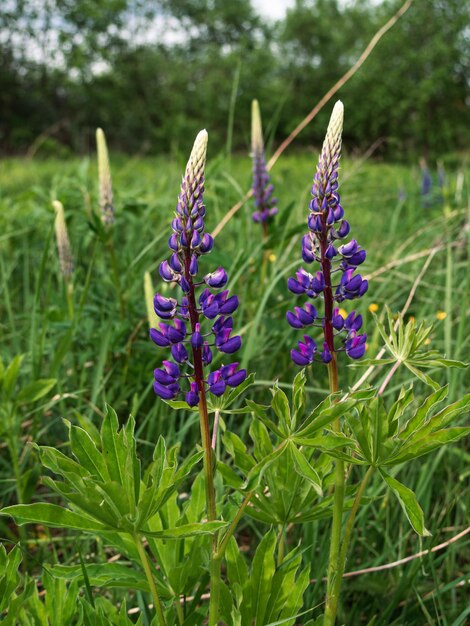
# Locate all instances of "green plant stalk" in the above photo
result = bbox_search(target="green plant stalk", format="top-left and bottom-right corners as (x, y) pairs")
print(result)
(66, 280), (74, 319)
(324, 355), (345, 626)
(215, 491), (254, 560)
(330, 466), (374, 609)
(134, 534), (166, 626)
(208, 555), (223, 626)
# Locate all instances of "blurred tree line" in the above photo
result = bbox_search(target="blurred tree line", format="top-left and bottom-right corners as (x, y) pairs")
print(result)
(0, 0), (468, 159)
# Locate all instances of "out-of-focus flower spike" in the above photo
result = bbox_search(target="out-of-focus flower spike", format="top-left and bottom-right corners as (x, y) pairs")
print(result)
(96, 128), (114, 226)
(53, 200), (74, 280)
(144, 271), (160, 329)
(251, 99), (264, 157)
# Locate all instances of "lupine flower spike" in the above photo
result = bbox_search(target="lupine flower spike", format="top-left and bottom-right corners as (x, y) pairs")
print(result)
(53, 200), (74, 280)
(251, 100), (278, 239)
(286, 101), (368, 372)
(53, 200), (74, 318)
(96, 128), (115, 226)
(150, 130), (246, 407)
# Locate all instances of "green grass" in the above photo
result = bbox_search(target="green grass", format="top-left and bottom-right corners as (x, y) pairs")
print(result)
(0, 150), (469, 624)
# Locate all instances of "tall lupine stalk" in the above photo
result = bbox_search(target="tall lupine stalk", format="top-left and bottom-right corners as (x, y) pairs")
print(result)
(251, 100), (278, 241)
(96, 127), (126, 317)
(150, 130), (246, 625)
(53, 200), (74, 318)
(286, 101), (368, 625)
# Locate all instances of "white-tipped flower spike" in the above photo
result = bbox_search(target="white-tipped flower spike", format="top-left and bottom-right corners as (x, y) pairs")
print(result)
(182, 129), (208, 202)
(144, 271), (159, 329)
(320, 100), (344, 177)
(251, 99), (263, 157)
(53, 200), (73, 279)
(96, 128), (114, 226)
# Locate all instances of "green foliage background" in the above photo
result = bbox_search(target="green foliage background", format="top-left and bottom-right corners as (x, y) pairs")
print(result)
(1, 0), (469, 158)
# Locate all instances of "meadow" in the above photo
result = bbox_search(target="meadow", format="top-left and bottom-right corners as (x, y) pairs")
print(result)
(0, 146), (469, 625)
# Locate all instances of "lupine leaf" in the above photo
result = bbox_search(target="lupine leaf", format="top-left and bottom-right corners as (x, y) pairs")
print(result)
(37, 445), (91, 479)
(226, 536), (249, 591)
(404, 363), (440, 390)
(271, 383), (292, 435)
(292, 369), (306, 429)
(379, 470), (430, 536)
(386, 428), (470, 465)
(164, 399), (195, 411)
(242, 443), (288, 492)
(142, 521), (228, 538)
(252, 529), (277, 625)
(246, 399), (286, 438)
(250, 419), (274, 462)
(100, 405), (126, 485)
(0, 503), (110, 532)
(69, 424), (109, 481)
(51, 563), (150, 591)
(288, 443), (322, 495)
(398, 385), (449, 441)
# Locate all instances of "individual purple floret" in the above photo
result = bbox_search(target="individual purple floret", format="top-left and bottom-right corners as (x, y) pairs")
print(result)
(286, 101), (367, 368)
(150, 130), (246, 404)
(251, 100), (278, 237)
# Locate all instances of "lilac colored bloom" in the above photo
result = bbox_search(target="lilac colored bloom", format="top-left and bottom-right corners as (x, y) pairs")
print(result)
(150, 130), (245, 404)
(251, 100), (278, 233)
(286, 102), (367, 367)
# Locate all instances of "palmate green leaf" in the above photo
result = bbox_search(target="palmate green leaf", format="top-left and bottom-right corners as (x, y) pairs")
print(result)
(292, 369), (306, 428)
(386, 427), (470, 465)
(409, 353), (468, 370)
(245, 399), (285, 438)
(68, 423), (110, 481)
(36, 444), (91, 480)
(379, 469), (431, 536)
(0, 503), (110, 532)
(388, 385), (414, 432)
(404, 362), (440, 390)
(16, 378), (57, 404)
(288, 443), (322, 496)
(271, 383), (291, 435)
(164, 399), (195, 411)
(398, 385), (449, 442)
(242, 443), (288, 492)
(51, 563), (149, 592)
(223, 431), (257, 475)
(252, 529), (277, 625)
(349, 357), (396, 367)
(295, 388), (374, 439)
(142, 521), (228, 539)
(250, 418), (274, 462)
(100, 405), (127, 486)
(41, 476), (122, 529)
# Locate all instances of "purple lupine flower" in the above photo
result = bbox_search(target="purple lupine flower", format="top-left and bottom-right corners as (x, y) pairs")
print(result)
(251, 100), (278, 237)
(286, 101), (367, 367)
(150, 130), (246, 403)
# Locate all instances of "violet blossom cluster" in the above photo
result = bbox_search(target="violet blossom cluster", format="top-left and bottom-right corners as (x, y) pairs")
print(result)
(286, 101), (368, 367)
(150, 130), (246, 406)
(251, 100), (278, 226)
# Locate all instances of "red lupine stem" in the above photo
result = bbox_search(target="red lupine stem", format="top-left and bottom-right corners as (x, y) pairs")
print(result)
(183, 248), (217, 523)
(320, 215), (344, 626)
